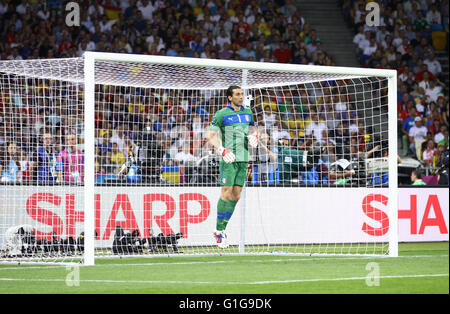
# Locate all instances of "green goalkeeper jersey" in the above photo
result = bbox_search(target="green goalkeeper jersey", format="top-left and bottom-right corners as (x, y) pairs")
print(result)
(210, 104), (254, 162)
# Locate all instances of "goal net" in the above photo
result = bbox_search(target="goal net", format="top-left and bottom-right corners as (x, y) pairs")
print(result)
(0, 53), (397, 265)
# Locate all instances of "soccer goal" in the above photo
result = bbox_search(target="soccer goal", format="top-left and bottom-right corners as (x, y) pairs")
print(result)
(0, 52), (397, 265)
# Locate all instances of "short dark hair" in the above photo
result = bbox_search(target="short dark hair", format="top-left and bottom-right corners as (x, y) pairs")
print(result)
(226, 85), (241, 100)
(412, 168), (423, 179)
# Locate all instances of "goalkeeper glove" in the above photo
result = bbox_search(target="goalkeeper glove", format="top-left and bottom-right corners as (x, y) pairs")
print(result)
(217, 146), (235, 163)
(248, 132), (258, 148)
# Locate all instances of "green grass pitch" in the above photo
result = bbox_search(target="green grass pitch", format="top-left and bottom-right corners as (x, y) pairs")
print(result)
(0, 242), (448, 294)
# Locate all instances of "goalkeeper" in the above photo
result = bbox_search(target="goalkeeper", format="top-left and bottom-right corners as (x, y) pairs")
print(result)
(206, 85), (258, 248)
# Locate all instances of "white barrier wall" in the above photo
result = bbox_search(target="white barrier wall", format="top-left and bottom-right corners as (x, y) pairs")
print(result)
(0, 187), (448, 247)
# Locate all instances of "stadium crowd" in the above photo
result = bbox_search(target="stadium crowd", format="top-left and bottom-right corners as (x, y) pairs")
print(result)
(0, 0), (448, 186)
(343, 0), (449, 184)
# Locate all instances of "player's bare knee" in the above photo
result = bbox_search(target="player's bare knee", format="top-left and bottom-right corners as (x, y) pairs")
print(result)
(231, 186), (243, 202)
(220, 186), (233, 201)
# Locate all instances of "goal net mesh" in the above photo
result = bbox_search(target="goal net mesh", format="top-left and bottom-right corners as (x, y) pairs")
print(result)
(0, 56), (392, 263)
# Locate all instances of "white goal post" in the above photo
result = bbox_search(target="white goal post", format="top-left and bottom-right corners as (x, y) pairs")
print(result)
(0, 52), (398, 265)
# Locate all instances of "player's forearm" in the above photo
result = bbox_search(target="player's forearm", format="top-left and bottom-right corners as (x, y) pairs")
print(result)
(207, 129), (236, 163)
(206, 130), (221, 150)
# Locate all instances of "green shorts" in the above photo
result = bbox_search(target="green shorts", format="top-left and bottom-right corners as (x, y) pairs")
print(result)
(219, 161), (248, 186)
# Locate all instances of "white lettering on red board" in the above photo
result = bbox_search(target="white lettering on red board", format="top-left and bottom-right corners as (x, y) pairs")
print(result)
(24, 191), (448, 241)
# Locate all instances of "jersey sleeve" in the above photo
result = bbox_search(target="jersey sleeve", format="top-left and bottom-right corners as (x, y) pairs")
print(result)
(209, 111), (223, 132)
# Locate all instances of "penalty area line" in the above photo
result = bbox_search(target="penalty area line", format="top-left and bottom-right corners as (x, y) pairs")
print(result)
(0, 273), (448, 286)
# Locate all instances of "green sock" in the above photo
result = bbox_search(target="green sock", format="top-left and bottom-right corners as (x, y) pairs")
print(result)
(221, 200), (238, 231)
(216, 198), (228, 231)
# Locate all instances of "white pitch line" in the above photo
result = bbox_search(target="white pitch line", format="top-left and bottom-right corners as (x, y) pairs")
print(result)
(245, 273), (449, 285)
(0, 260), (228, 271)
(0, 254), (448, 271)
(0, 273), (448, 286)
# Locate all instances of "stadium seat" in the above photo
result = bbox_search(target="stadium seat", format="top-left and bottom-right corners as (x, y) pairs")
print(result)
(431, 31), (447, 50)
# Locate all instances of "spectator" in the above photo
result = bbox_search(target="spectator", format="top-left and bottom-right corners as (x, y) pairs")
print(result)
(137, 0), (156, 21)
(434, 143), (449, 183)
(166, 41), (180, 56)
(429, 118), (442, 136)
(353, 24), (366, 47)
(273, 41), (292, 63)
(30, 130), (59, 184)
(233, 32), (249, 51)
(401, 107), (418, 154)
(398, 91), (413, 114)
(421, 130), (435, 153)
(305, 112), (328, 145)
(179, 23), (195, 45)
(435, 125), (448, 144)
(110, 123), (127, 153)
(99, 132), (113, 156)
(426, 3), (442, 27)
(413, 10), (429, 31)
(361, 36), (378, 65)
(17, 147), (31, 183)
(174, 144), (196, 165)
(262, 105), (278, 129)
(237, 42), (256, 61)
(417, 70), (433, 93)
(424, 51), (442, 78)
(408, 117), (428, 159)
(218, 42), (234, 59)
(410, 168), (427, 185)
(356, 30), (372, 55)
(331, 122), (350, 160)
(56, 133), (84, 184)
(0, 1), (8, 15)
(439, 128), (449, 147)
(422, 139), (437, 166)
(353, 2), (366, 25)
(216, 29), (231, 50)
(110, 142), (126, 170)
(1, 142), (20, 183)
(425, 79), (445, 103)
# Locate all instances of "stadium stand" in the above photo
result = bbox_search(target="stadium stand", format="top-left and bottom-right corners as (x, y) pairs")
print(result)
(0, 0), (448, 186)
(342, 0), (449, 184)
